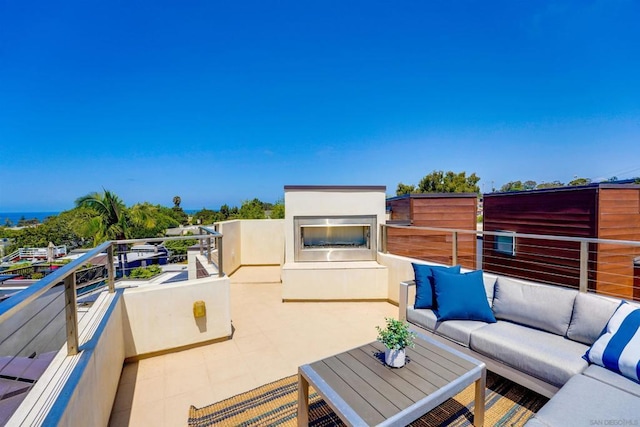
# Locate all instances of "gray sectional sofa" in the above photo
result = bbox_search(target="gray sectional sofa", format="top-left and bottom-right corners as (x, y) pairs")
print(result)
(398, 266), (640, 426)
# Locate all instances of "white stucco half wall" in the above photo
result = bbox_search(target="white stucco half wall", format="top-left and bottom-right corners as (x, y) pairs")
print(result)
(122, 276), (231, 358)
(216, 219), (284, 274)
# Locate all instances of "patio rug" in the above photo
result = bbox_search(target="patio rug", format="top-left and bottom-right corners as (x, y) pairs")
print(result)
(188, 371), (548, 426)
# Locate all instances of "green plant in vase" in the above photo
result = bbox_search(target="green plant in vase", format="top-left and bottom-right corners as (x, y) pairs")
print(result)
(376, 317), (416, 368)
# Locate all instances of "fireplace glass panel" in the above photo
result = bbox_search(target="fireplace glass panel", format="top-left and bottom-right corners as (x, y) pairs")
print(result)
(301, 225), (369, 249)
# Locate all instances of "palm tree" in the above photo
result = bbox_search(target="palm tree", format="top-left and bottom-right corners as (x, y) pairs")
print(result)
(75, 189), (129, 274)
(75, 190), (128, 242)
(173, 196), (181, 208)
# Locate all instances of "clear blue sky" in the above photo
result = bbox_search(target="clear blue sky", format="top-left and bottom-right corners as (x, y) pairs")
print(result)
(1, 1), (639, 212)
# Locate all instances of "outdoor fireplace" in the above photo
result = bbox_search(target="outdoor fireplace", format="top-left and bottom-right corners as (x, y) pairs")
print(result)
(294, 216), (376, 262)
(282, 185), (388, 300)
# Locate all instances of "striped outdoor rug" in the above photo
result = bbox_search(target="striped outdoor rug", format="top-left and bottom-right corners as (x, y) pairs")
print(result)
(188, 372), (548, 426)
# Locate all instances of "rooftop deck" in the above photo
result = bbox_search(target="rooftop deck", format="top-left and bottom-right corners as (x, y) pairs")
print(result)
(2, 221), (639, 425)
(108, 266), (397, 426)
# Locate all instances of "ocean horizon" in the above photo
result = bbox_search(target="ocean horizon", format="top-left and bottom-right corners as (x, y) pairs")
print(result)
(1, 210), (200, 226)
(0, 212), (60, 225)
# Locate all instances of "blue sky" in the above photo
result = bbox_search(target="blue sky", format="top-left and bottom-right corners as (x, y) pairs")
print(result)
(1, 1), (639, 211)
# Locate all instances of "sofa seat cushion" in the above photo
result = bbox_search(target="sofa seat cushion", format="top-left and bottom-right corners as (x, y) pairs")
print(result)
(525, 374), (640, 426)
(435, 319), (489, 347)
(582, 365), (640, 398)
(566, 292), (620, 345)
(407, 306), (438, 331)
(470, 321), (588, 387)
(492, 277), (578, 336)
(406, 307), (487, 347)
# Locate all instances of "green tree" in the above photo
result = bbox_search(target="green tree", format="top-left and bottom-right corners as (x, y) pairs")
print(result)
(536, 181), (564, 189)
(128, 203), (179, 238)
(58, 206), (103, 247)
(192, 208), (220, 225)
(75, 190), (128, 243)
(157, 204), (189, 226)
(219, 204), (230, 219)
(270, 201), (285, 219)
(5, 211), (86, 254)
(396, 183), (416, 196)
(500, 181), (524, 192)
(569, 177), (591, 186)
(417, 170), (480, 193)
(164, 237), (197, 262)
(173, 196), (181, 207)
(238, 198), (266, 219)
(499, 180), (537, 192)
(17, 216), (39, 227)
(228, 206), (239, 219)
(75, 189), (130, 274)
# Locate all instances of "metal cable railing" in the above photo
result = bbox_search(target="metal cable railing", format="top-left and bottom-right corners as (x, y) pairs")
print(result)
(0, 233), (224, 423)
(381, 224), (640, 300)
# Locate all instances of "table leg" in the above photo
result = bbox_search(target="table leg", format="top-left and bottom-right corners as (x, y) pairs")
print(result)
(474, 367), (486, 427)
(298, 370), (309, 427)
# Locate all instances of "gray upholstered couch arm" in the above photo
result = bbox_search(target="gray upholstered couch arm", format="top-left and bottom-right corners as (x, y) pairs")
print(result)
(399, 280), (415, 322)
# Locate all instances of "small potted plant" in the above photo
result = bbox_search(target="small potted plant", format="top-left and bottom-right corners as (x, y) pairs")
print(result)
(376, 317), (416, 368)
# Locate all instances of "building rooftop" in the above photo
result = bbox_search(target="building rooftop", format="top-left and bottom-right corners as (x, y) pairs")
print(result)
(1, 214), (639, 426)
(109, 266), (397, 426)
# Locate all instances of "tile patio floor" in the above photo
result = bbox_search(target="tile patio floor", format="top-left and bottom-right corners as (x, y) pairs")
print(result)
(108, 267), (397, 426)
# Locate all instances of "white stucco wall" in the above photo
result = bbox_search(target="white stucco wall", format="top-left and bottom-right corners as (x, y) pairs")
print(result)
(58, 297), (125, 427)
(215, 219), (284, 274)
(239, 220), (284, 265)
(378, 252), (486, 304)
(284, 187), (386, 263)
(122, 276), (231, 358)
(377, 253), (420, 304)
(282, 261), (388, 300)
(10, 292), (125, 427)
(217, 220), (242, 274)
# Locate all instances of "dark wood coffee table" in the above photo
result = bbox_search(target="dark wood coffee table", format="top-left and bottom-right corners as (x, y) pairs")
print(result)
(298, 334), (486, 426)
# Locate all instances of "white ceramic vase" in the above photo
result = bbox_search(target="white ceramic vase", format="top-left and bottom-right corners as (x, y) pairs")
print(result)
(384, 348), (406, 368)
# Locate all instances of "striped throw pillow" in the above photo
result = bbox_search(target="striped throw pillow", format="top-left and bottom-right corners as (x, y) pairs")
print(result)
(585, 301), (640, 383)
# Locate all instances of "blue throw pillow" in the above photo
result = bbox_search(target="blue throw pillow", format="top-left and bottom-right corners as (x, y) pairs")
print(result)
(585, 301), (640, 383)
(431, 269), (496, 323)
(412, 263), (461, 309)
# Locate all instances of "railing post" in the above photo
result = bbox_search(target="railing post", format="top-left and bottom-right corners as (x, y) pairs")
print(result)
(579, 241), (589, 293)
(207, 237), (212, 264)
(217, 237), (224, 278)
(452, 231), (458, 266)
(64, 274), (79, 355)
(107, 244), (115, 293)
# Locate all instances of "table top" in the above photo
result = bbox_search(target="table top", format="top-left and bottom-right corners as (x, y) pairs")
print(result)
(299, 334), (485, 426)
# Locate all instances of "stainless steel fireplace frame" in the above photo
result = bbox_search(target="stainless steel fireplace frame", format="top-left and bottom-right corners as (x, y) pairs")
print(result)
(294, 215), (377, 262)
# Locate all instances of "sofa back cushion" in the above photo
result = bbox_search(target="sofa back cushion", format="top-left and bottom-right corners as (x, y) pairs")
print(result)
(566, 293), (620, 345)
(492, 276), (578, 336)
(481, 272), (498, 306)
